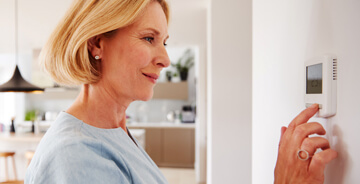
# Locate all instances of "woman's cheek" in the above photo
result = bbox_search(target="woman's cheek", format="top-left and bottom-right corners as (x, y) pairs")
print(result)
(132, 46), (152, 67)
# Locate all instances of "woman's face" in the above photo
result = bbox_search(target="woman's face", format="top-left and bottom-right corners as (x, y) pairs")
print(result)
(97, 1), (170, 102)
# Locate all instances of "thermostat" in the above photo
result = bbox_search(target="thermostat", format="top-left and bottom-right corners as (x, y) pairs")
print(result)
(304, 55), (337, 118)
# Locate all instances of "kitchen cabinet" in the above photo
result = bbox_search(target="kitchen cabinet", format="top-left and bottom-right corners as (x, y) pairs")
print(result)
(129, 126), (195, 168)
(144, 129), (162, 164)
(162, 129), (195, 168)
(25, 87), (80, 100)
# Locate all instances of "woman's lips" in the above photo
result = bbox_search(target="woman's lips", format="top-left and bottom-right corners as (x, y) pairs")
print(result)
(142, 73), (159, 84)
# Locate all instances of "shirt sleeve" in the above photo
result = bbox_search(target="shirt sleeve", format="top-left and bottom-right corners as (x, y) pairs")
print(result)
(26, 138), (132, 184)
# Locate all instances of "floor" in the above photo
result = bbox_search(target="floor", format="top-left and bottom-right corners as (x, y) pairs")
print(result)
(160, 167), (196, 184)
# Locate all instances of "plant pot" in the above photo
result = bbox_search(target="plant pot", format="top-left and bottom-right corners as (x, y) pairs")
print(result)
(180, 71), (188, 81)
(171, 76), (181, 83)
(166, 71), (172, 82)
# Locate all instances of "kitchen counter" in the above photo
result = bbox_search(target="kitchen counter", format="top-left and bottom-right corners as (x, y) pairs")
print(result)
(0, 129), (145, 144)
(16, 121), (196, 132)
(127, 122), (195, 129)
(0, 132), (44, 143)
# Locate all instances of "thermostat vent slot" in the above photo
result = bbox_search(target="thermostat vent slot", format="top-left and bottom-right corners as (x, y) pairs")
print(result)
(332, 59), (337, 80)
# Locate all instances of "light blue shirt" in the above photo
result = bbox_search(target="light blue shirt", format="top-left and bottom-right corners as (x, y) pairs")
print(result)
(25, 112), (168, 184)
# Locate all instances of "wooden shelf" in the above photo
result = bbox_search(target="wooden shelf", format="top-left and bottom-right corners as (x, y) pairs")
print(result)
(131, 127), (195, 168)
(153, 82), (188, 100)
(26, 87), (80, 100)
(28, 82), (188, 100)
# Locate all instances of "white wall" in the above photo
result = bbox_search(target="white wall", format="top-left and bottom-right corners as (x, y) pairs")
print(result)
(0, 0), (15, 54)
(207, 0), (252, 183)
(18, 0), (73, 82)
(0, 93), (15, 125)
(253, 0), (360, 183)
(17, 0), (73, 51)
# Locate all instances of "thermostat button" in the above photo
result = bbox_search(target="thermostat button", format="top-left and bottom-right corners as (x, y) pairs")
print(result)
(305, 103), (323, 109)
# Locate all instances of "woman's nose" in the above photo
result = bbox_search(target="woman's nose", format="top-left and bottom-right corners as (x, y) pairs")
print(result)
(154, 46), (170, 68)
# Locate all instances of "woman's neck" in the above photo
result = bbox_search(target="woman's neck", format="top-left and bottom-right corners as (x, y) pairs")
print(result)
(66, 84), (132, 133)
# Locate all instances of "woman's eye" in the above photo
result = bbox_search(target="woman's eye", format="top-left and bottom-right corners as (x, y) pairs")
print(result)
(144, 37), (154, 43)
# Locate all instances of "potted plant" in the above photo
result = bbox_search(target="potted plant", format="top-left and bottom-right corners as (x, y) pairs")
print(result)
(171, 72), (180, 82)
(171, 49), (194, 81)
(25, 110), (37, 133)
(166, 71), (172, 82)
(25, 110), (37, 122)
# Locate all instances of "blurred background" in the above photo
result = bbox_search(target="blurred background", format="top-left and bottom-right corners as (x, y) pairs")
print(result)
(0, 0), (206, 183)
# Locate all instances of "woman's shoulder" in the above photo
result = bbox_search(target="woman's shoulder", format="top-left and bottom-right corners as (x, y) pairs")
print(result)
(26, 137), (131, 184)
(37, 112), (97, 150)
(37, 111), (131, 158)
(25, 113), (131, 183)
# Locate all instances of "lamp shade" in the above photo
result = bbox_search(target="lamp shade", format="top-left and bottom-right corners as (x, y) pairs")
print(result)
(0, 65), (44, 93)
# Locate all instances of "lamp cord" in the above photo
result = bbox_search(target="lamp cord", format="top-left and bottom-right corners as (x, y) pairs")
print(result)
(15, 0), (18, 65)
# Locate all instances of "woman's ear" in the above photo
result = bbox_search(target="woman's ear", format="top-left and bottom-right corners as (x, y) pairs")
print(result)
(87, 35), (102, 59)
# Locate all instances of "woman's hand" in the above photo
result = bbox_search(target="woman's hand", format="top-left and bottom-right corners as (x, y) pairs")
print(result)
(274, 104), (338, 184)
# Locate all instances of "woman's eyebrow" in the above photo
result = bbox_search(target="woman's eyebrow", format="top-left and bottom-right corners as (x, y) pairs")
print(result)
(142, 28), (169, 39)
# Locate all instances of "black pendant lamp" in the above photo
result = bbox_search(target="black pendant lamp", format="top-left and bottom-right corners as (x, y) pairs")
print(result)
(0, 0), (44, 93)
(0, 65), (44, 93)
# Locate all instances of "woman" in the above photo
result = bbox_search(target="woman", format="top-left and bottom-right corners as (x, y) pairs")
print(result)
(25, 0), (337, 183)
(26, 0), (169, 183)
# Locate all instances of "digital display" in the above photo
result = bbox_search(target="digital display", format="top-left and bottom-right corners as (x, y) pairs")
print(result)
(306, 63), (322, 94)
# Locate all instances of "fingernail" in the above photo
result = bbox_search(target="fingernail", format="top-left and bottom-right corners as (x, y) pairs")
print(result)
(310, 103), (318, 109)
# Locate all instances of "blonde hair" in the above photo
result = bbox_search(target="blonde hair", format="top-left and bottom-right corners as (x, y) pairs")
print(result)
(40, 0), (169, 85)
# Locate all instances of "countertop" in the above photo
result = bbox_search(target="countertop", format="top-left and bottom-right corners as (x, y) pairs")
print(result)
(16, 120), (195, 132)
(127, 122), (196, 129)
(0, 132), (44, 142)
(0, 129), (146, 143)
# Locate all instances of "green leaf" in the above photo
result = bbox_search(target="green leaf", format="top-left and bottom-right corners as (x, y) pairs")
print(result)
(25, 110), (37, 121)
(171, 48), (194, 73)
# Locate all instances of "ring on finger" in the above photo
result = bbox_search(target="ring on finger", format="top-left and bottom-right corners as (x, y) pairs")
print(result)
(297, 149), (312, 161)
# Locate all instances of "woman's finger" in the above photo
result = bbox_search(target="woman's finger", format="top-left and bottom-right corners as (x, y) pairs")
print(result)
(300, 137), (330, 156)
(308, 149), (338, 177)
(278, 126), (288, 147)
(293, 122), (326, 144)
(288, 104), (319, 130)
(281, 126), (287, 138)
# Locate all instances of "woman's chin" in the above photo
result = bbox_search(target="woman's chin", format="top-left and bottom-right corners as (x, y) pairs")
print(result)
(138, 91), (154, 101)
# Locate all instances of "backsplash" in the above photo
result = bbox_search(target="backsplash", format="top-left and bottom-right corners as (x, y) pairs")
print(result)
(26, 94), (192, 123)
(126, 99), (192, 123)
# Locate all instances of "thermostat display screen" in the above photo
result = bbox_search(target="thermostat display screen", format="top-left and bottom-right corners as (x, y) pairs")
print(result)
(306, 63), (322, 94)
